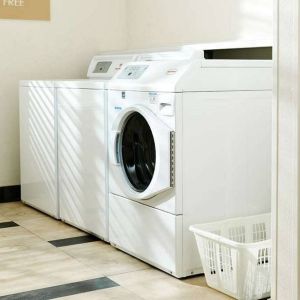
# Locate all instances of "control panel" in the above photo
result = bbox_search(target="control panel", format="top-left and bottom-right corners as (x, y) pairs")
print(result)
(87, 55), (135, 79)
(118, 65), (148, 79)
(93, 61), (112, 74)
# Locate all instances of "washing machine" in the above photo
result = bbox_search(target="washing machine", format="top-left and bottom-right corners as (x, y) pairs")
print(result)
(107, 45), (272, 277)
(19, 53), (135, 220)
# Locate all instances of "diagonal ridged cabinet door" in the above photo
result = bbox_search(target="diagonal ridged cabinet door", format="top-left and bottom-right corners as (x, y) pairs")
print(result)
(58, 87), (107, 240)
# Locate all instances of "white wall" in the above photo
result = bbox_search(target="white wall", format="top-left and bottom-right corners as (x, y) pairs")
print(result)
(126, 0), (273, 49)
(0, 0), (127, 186)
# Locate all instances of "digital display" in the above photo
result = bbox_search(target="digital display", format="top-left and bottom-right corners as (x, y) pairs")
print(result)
(93, 61), (112, 74)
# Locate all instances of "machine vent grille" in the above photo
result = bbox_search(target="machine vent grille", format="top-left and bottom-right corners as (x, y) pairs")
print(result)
(203, 47), (272, 60)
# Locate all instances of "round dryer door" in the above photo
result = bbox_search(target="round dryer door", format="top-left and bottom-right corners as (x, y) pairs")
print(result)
(111, 105), (174, 200)
(121, 112), (156, 192)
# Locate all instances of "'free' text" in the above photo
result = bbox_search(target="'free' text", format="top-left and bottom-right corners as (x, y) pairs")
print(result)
(3, 0), (25, 7)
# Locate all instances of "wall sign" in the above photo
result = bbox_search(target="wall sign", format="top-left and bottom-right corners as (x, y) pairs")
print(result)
(0, 0), (50, 20)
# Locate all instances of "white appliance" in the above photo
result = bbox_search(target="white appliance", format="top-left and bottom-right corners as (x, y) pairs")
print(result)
(20, 80), (59, 218)
(19, 54), (135, 221)
(107, 46), (272, 277)
(57, 54), (136, 240)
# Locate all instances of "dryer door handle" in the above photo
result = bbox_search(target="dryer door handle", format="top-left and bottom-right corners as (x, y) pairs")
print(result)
(111, 131), (121, 165)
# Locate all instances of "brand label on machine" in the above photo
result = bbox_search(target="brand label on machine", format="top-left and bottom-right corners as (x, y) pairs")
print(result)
(0, 0), (50, 20)
(149, 92), (158, 104)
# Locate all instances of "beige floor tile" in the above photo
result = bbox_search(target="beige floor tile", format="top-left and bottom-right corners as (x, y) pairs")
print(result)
(60, 242), (150, 276)
(0, 215), (10, 222)
(59, 286), (143, 300)
(0, 226), (51, 251)
(0, 244), (101, 296)
(109, 275), (233, 300)
(109, 268), (169, 286)
(16, 215), (84, 241)
(0, 202), (45, 221)
(109, 267), (233, 299)
(170, 288), (234, 300)
(182, 275), (209, 287)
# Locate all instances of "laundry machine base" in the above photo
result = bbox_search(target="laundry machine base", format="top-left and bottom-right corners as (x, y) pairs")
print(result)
(22, 200), (59, 220)
(109, 193), (203, 278)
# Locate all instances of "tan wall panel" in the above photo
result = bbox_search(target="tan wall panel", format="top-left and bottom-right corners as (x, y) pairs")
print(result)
(0, 0), (50, 20)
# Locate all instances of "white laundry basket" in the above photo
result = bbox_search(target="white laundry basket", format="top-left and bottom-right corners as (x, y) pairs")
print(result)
(190, 214), (271, 300)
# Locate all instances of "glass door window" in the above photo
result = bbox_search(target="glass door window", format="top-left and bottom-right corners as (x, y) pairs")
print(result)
(120, 112), (156, 192)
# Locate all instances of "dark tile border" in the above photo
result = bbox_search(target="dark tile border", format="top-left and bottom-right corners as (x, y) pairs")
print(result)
(49, 235), (99, 247)
(0, 277), (118, 300)
(0, 185), (21, 203)
(0, 222), (19, 229)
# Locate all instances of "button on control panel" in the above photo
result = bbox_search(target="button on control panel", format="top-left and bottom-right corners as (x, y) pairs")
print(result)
(118, 65), (149, 79)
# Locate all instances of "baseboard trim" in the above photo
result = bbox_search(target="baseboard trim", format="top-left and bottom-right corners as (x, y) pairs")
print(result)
(0, 185), (21, 203)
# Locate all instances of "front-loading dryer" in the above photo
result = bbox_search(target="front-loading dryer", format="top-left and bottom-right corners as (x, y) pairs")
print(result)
(107, 44), (273, 278)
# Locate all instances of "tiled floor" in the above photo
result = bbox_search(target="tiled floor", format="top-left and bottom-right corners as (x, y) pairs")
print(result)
(0, 201), (233, 300)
